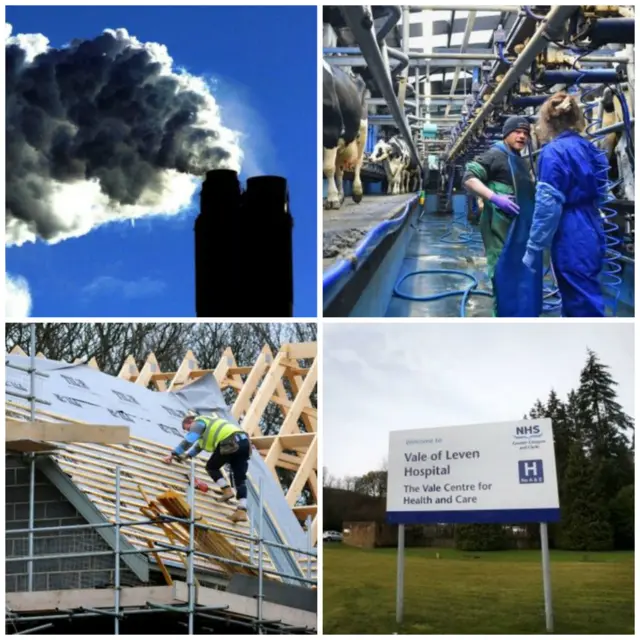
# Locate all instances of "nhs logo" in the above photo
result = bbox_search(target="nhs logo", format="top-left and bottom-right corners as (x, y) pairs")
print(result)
(513, 424), (545, 451)
(516, 425), (541, 437)
(519, 459), (544, 484)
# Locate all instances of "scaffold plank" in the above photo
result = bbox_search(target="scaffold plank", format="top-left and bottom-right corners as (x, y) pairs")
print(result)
(6, 419), (130, 444)
(7, 584), (178, 613)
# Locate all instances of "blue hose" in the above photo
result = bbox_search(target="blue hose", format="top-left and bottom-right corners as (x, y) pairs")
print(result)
(597, 172), (624, 313)
(497, 42), (511, 67)
(394, 269), (493, 318)
(524, 6), (547, 21)
(394, 181), (490, 317)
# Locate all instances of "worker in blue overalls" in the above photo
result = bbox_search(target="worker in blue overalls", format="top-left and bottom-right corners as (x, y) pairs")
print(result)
(162, 411), (251, 523)
(524, 92), (610, 317)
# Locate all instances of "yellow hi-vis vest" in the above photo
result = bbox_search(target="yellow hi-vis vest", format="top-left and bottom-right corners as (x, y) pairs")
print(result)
(196, 414), (242, 453)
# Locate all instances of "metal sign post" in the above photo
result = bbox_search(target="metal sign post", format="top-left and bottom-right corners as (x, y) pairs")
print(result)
(386, 420), (560, 633)
(539, 522), (554, 632)
(396, 524), (405, 625)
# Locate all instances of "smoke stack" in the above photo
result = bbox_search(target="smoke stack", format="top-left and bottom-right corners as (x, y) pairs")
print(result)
(195, 171), (294, 317)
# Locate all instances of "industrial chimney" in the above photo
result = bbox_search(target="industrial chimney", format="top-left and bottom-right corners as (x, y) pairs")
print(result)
(195, 170), (294, 317)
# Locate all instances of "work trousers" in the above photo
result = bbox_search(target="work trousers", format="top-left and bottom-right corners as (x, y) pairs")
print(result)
(205, 436), (250, 500)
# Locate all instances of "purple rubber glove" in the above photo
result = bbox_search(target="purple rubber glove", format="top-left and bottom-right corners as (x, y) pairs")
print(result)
(489, 193), (520, 216)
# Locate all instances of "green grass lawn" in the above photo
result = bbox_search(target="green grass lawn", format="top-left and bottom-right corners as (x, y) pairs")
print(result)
(323, 543), (634, 634)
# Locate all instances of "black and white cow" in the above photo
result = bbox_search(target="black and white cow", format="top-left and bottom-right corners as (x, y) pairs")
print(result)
(370, 136), (420, 195)
(601, 86), (634, 201)
(404, 153), (422, 193)
(323, 61), (368, 209)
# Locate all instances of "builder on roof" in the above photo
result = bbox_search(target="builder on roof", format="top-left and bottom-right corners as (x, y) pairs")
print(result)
(162, 410), (251, 523)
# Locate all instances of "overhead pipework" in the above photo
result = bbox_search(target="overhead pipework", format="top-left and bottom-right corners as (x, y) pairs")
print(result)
(444, 5), (635, 165)
(339, 6), (422, 168)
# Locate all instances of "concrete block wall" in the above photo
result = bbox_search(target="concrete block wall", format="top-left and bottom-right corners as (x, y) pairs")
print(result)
(6, 455), (138, 593)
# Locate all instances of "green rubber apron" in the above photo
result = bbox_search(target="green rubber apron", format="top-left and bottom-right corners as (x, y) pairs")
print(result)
(479, 142), (542, 316)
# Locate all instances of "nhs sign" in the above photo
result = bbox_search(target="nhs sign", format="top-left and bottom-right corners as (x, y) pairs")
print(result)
(387, 418), (560, 525)
(516, 425), (541, 436)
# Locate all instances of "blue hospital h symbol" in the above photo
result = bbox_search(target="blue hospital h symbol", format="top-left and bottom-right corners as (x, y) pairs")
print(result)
(518, 459), (544, 484)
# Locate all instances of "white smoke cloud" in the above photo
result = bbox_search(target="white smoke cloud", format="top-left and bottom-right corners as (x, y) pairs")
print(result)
(6, 274), (33, 318)
(209, 75), (281, 179)
(5, 22), (49, 63)
(6, 24), (245, 246)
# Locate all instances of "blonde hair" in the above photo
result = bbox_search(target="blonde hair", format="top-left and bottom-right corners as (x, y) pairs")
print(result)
(536, 92), (586, 143)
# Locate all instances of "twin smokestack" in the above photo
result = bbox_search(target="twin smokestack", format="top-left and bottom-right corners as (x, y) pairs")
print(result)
(194, 170), (294, 317)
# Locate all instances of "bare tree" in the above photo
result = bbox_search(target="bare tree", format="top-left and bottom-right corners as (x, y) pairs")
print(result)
(6, 323), (316, 377)
(323, 467), (338, 488)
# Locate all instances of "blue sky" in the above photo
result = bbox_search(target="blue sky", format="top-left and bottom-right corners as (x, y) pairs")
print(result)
(6, 5), (318, 317)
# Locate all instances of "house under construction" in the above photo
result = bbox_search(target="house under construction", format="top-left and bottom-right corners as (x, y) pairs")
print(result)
(5, 333), (318, 634)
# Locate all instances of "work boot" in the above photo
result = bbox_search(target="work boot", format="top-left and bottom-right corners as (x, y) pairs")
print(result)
(229, 507), (248, 523)
(215, 486), (234, 502)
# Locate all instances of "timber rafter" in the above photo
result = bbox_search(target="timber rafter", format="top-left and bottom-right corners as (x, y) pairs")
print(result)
(9, 342), (318, 545)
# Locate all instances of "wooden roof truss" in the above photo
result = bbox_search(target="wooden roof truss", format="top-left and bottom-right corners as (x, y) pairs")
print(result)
(117, 342), (318, 544)
(8, 342), (319, 549)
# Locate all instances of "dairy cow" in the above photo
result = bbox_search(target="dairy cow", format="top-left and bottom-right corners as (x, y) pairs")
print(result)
(370, 136), (420, 195)
(323, 61), (368, 209)
(404, 153), (422, 193)
(601, 87), (634, 201)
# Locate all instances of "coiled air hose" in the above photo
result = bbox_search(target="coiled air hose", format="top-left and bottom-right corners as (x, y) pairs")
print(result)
(573, 58), (626, 314)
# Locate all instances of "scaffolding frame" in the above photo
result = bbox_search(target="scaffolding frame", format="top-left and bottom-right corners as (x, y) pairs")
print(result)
(11, 337), (319, 544)
(5, 325), (317, 635)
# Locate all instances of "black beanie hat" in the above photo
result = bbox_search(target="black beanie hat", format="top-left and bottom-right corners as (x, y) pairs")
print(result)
(502, 116), (530, 138)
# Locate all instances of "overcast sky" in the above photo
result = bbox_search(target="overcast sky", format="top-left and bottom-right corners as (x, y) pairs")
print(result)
(323, 322), (634, 479)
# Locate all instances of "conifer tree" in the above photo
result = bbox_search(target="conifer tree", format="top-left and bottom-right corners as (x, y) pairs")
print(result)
(610, 484), (634, 549)
(545, 389), (576, 488)
(524, 391), (577, 546)
(557, 441), (613, 550)
(528, 398), (546, 419)
(574, 349), (634, 500)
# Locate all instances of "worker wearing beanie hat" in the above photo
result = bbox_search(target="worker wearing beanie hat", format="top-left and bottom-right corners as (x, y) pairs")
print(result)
(502, 115), (531, 139)
(461, 114), (542, 317)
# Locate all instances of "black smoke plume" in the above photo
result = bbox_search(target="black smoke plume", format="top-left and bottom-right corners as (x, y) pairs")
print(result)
(6, 25), (243, 245)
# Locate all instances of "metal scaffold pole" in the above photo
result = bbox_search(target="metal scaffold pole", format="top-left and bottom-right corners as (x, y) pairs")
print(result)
(114, 466), (122, 634)
(257, 476), (264, 633)
(249, 510), (255, 566)
(6, 340), (318, 634)
(27, 323), (36, 594)
(305, 516), (312, 580)
(7, 492), (318, 633)
(188, 459), (196, 635)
